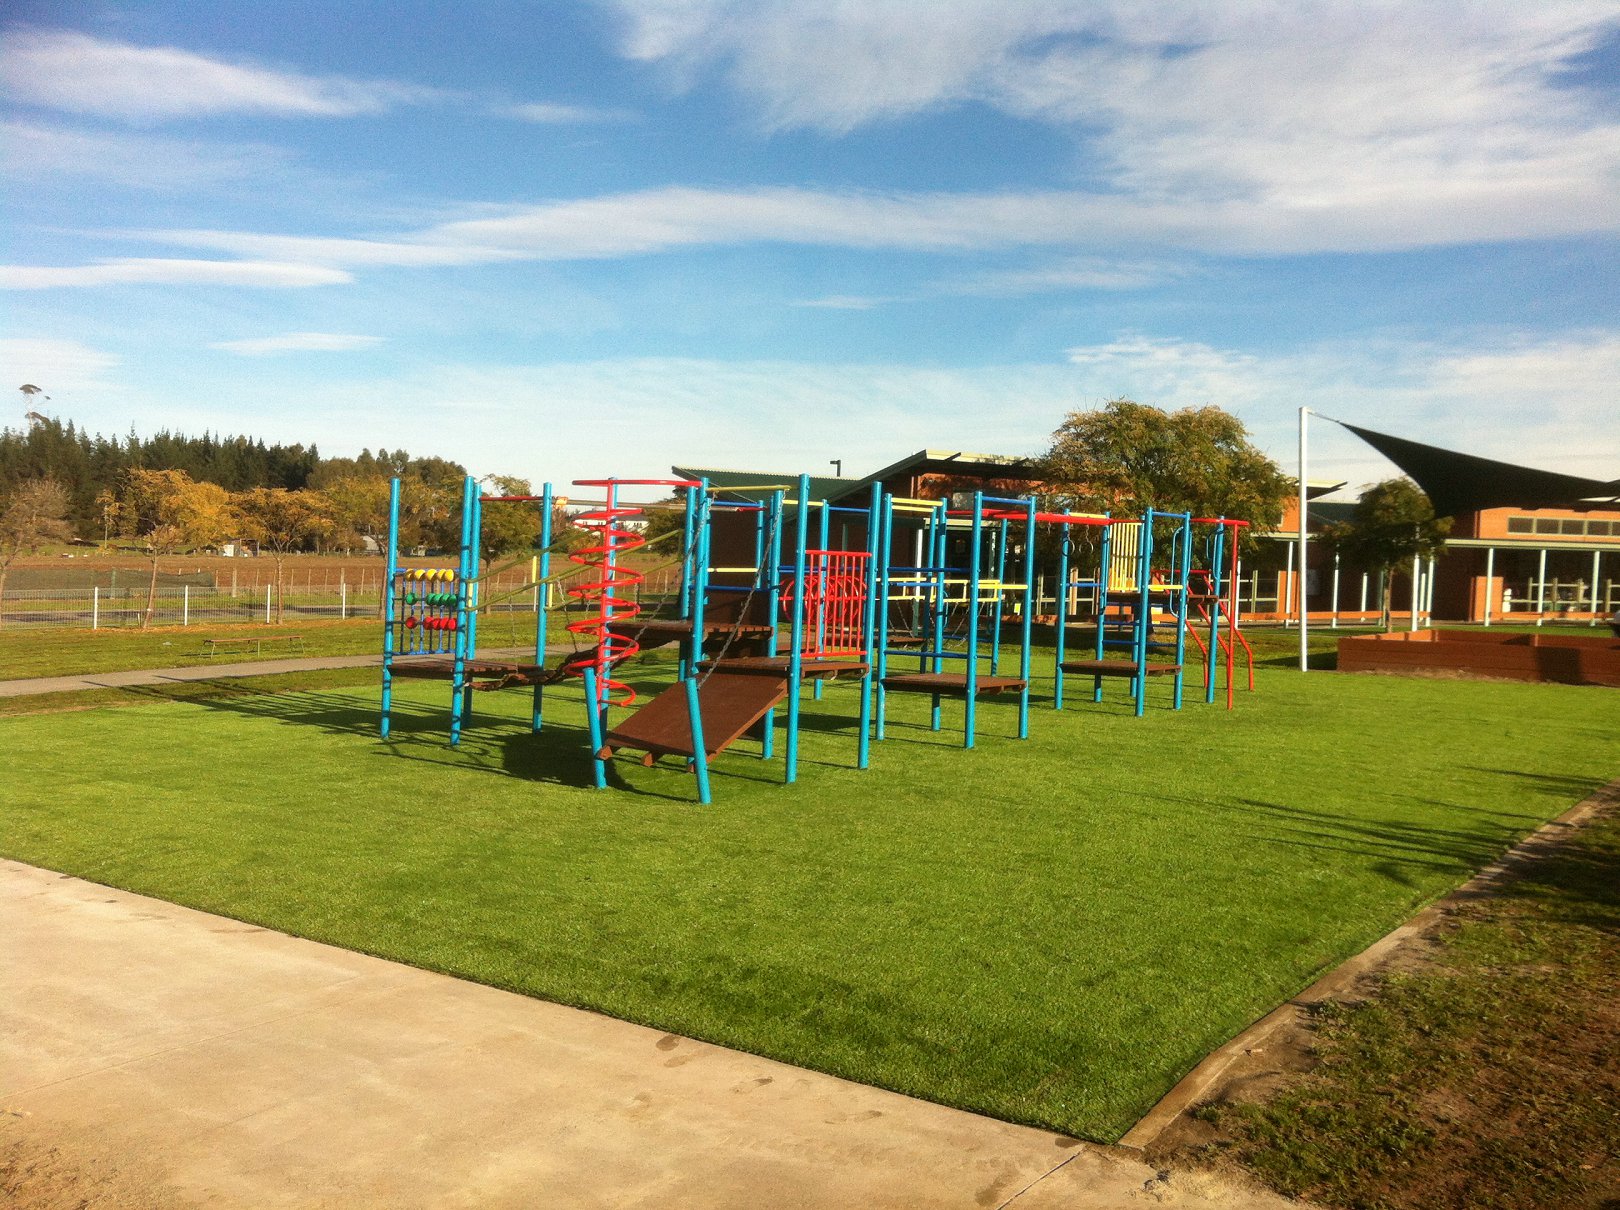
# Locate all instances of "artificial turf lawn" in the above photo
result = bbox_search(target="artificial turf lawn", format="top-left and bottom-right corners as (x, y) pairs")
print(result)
(3, 658), (1617, 1142)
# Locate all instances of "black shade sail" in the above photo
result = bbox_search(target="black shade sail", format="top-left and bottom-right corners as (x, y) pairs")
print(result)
(1333, 420), (1619, 518)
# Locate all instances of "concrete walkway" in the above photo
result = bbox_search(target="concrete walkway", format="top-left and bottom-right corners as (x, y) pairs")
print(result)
(1, 862), (1289, 1209)
(0, 647), (553, 699)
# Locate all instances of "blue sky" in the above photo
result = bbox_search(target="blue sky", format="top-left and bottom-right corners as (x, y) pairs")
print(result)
(3, 1), (1618, 498)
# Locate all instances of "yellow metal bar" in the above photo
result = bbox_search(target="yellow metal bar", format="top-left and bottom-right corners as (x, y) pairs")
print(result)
(709, 566), (760, 574)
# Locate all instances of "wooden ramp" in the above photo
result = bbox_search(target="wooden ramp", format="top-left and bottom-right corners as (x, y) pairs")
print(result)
(601, 658), (869, 763)
(601, 670), (787, 762)
(1060, 659), (1180, 678)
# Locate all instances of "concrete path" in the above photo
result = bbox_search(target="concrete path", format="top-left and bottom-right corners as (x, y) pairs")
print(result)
(1, 862), (1289, 1209)
(0, 647), (552, 699)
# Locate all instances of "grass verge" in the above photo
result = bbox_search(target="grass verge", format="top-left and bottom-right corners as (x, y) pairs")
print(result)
(3, 650), (1617, 1142)
(1196, 799), (1620, 1209)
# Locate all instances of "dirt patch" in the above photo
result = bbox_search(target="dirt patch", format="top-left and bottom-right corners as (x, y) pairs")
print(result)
(1, 1118), (194, 1210)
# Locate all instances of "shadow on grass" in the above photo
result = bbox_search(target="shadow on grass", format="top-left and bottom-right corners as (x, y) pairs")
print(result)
(1227, 795), (1554, 889)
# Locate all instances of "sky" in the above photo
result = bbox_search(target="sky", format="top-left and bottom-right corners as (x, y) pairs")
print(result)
(3, 1), (1619, 501)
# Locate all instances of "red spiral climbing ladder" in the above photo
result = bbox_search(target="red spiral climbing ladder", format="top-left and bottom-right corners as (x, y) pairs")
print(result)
(566, 478), (698, 710)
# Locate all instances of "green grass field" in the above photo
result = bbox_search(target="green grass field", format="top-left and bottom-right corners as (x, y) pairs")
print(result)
(3, 648), (1617, 1142)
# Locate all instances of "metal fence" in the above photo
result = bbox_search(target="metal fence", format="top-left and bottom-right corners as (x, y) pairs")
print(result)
(0, 564), (689, 630)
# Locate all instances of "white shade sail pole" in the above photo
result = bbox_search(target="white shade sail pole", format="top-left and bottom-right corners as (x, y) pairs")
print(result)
(1299, 407), (1310, 671)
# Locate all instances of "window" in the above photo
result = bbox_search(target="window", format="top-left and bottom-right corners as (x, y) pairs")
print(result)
(1560, 518), (1586, 535)
(1506, 516), (1533, 534)
(1533, 518), (1561, 534)
(1589, 520), (1613, 537)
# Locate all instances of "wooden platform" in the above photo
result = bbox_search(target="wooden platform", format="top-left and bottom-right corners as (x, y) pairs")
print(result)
(1059, 659), (1181, 678)
(389, 657), (562, 690)
(696, 656), (868, 679)
(880, 672), (1026, 696)
(607, 618), (774, 647)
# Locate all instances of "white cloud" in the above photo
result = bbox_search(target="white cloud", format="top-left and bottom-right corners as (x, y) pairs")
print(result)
(211, 332), (384, 355)
(136, 163), (1620, 273)
(606, 2), (1620, 248)
(1, 119), (293, 190)
(1059, 331), (1620, 482)
(0, 337), (122, 398)
(0, 259), (352, 289)
(0, 28), (443, 121)
(502, 101), (635, 124)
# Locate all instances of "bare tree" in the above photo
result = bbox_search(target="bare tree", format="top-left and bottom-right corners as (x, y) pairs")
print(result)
(0, 478), (75, 628)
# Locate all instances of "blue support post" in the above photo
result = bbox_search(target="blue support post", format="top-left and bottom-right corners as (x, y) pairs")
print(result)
(1053, 524), (1070, 711)
(582, 667), (607, 789)
(928, 503), (945, 731)
(1094, 521), (1112, 703)
(1133, 512), (1153, 717)
(785, 474), (810, 784)
(380, 476), (401, 738)
(685, 677), (711, 805)
(1206, 521), (1226, 705)
(874, 492), (893, 741)
(687, 480), (711, 680)
(990, 516), (1008, 674)
(461, 487), (481, 728)
(1018, 497), (1035, 739)
(964, 492), (982, 748)
(857, 481), (880, 769)
(761, 489), (785, 760)
(1172, 512), (1192, 710)
(449, 475), (475, 745)
(533, 482), (554, 731)
(814, 497), (831, 700)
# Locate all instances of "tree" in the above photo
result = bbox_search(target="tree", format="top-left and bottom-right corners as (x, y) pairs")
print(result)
(0, 478), (74, 629)
(1039, 400), (1292, 535)
(478, 475), (543, 568)
(118, 469), (236, 628)
(1322, 478), (1451, 630)
(236, 489), (335, 623)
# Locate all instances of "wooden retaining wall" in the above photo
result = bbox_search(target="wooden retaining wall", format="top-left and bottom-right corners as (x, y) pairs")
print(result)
(1337, 629), (1620, 687)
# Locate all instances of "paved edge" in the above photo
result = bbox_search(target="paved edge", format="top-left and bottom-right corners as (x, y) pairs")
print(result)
(1115, 774), (1620, 1151)
(0, 646), (562, 698)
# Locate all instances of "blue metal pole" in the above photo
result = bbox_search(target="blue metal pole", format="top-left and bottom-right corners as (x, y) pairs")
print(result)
(814, 496), (830, 701)
(874, 492), (892, 742)
(461, 487), (481, 728)
(928, 503), (945, 731)
(1018, 497), (1035, 739)
(533, 483), (553, 731)
(679, 485), (697, 622)
(990, 517), (1008, 674)
(1095, 520), (1111, 703)
(582, 667), (607, 789)
(448, 476), (475, 745)
(1054, 523), (1069, 711)
(1134, 511), (1153, 717)
(761, 489), (784, 760)
(380, 476), (401, 738)
(685, 676), (711, 805)
(687, 479), (710, 680)
(1173, 512), (1191, 710)
(1206, 521), (1225, 705)
(964, 493), (982, 748)
(785, 473), (810, 783)
(857, 481), (880, 769)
